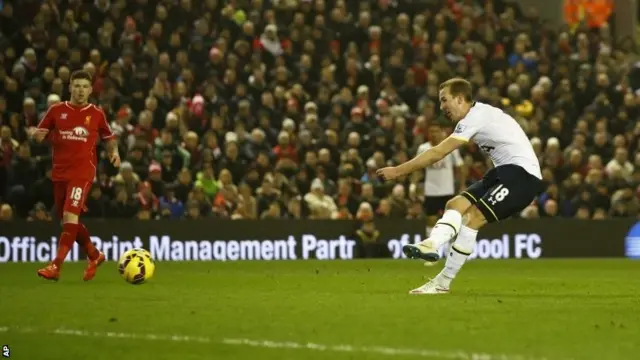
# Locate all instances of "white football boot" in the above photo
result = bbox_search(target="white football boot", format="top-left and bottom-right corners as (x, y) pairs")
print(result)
(403, 239), (440, 263)
(423, 240), (453, 267)
(409, 278), (450, 295)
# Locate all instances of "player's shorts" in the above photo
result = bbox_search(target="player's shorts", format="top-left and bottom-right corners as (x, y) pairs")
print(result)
(460, 164), (544, 223)
(53, 180), (92, 218)
(423, 195), (453, 216)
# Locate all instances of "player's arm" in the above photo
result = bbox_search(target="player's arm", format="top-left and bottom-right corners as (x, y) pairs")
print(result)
(105, 138), (121, 167)
(28, 105), (56, 142)
(105, 138), (118, 154)
(103, 130), (121, 167)
(378, 115), (480, 181)
(377, 136), (467, 180)
(398, 136), (466, 175)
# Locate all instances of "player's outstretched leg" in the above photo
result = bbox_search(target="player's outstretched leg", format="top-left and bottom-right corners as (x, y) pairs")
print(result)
(403, 209), (462, 262)
(403, 196), (471, 263)
(422, 215), (443, 267)
(410, 206), (485, 295)
(37, 215), (80, 281)
(76, 223), (106, 281)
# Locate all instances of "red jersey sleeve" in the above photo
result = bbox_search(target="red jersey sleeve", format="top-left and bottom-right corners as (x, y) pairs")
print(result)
(37, 104), (57, 130)
(95, 105), (115, 140)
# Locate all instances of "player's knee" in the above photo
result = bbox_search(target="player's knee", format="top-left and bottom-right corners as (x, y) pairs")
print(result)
(62, 212), (79, 224)
(465, 206), (487, 230)
(445, 195), (472, 214)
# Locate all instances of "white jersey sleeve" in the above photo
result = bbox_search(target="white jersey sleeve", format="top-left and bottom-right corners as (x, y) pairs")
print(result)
(449, 102), (542, 179)
(450, 113), (483, 142)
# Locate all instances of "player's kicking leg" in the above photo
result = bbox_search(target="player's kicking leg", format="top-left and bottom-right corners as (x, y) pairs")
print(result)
(403, 169), (493, 263)
(404, 168), (494, 294)
(409, 205), (487, 294)
(408, 165), (544, 294)
(422, 196), (454, 267)
(403, 195), (473, 263)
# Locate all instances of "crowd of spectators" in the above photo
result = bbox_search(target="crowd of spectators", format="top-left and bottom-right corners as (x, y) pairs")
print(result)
(0, 0), (638, 224)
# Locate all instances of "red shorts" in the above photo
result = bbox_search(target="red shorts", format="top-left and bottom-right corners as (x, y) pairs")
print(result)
(53, 180), (92, 218)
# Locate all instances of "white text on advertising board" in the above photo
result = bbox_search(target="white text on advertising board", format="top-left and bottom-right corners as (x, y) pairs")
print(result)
(387, 233), (542, 259)
(0, 233), (541, 262)
(0, 234), (356, 262)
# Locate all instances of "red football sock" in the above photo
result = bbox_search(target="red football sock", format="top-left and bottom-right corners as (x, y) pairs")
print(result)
(76, 223), (99, 261)
(52, 223), (79, 267)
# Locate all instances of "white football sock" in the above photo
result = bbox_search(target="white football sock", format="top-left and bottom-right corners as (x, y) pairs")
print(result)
(437, 225), (478, 289)
(428, 210), (463, 249)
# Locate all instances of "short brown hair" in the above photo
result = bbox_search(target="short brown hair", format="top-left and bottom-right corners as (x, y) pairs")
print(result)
(439, 78), (473, 102)
(70, 70), (92, 83)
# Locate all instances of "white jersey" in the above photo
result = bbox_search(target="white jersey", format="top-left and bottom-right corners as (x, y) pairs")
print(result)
(451, 102), (542, 179)
(417, 142), (462, 197)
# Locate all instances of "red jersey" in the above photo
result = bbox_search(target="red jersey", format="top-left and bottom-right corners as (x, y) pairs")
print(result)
(38, 101), (115, 182)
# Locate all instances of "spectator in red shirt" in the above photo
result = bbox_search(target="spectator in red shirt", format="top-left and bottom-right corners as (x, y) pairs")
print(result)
(273, 131), (298, 164)
(136, 181), (159, 215)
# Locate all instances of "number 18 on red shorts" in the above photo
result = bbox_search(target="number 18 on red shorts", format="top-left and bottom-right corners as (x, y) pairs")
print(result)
(53, 180), (92, 217)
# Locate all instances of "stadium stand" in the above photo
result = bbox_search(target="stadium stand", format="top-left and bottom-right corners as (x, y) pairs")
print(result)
(0, 0), (638, 222)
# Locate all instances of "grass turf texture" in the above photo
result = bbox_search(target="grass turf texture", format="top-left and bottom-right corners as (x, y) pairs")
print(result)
(1, 259), (639, 360)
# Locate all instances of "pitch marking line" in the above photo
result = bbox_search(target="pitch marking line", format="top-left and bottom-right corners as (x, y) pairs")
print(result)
(0, 325), (558, 360)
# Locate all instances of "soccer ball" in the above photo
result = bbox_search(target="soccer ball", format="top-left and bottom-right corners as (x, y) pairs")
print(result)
(118, 248), (155, 285)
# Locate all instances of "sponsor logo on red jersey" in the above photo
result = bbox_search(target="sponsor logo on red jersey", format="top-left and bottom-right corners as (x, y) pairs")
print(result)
(59, 126), (90, 142)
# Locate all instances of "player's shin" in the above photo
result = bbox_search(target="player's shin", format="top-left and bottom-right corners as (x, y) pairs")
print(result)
(77, 223), (99, 260)
(437, 225), (478, 288)
(52, 223), (80, 267)
(428, 210), (462, 249)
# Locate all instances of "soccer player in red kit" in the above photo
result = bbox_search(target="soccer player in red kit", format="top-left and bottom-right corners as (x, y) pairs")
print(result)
(29, 70), (121, 281)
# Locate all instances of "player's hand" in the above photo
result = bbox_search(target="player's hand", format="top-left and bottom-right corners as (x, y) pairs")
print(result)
(376, 167), (400, 182)
(110, 152), (121, 167)
(28, 127), (49, 142)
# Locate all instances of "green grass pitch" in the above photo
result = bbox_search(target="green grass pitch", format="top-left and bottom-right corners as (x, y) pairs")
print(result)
(1, 259), (640, 360)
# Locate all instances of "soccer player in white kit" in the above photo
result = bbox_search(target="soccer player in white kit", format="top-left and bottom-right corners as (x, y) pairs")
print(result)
(377, 78), (544, 294)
